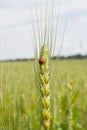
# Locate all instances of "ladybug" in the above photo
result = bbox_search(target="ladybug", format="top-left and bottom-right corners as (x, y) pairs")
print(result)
(38, 58), (45, 65)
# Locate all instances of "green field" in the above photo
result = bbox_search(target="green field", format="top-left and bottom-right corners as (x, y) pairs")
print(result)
(0, 59), (87, 130)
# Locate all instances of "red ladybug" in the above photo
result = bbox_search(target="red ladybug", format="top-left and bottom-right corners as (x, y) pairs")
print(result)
(38, 58), (45, 65)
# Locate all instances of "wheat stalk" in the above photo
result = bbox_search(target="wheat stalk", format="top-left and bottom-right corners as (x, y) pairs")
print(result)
(32, 1), (66, 129)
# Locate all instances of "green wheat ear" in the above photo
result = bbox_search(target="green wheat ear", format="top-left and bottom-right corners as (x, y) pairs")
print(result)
(39, 44), (52, 129)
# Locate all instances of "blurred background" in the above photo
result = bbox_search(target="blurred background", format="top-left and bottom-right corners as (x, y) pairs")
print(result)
(0, 0), (87, 60)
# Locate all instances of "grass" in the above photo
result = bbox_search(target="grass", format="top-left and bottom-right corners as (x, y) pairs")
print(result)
(0, 59), (87, 130)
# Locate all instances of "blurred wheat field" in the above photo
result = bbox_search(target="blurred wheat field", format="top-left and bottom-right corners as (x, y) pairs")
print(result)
(0, 59), (87, 130)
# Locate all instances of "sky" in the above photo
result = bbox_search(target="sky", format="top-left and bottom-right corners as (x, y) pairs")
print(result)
(0, 0), (87, 60)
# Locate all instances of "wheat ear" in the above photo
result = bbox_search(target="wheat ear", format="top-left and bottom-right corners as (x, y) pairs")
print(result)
(38, 44), (51, 129)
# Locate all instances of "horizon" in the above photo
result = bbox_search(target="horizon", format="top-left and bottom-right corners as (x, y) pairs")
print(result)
(0, 53), (87, 62)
